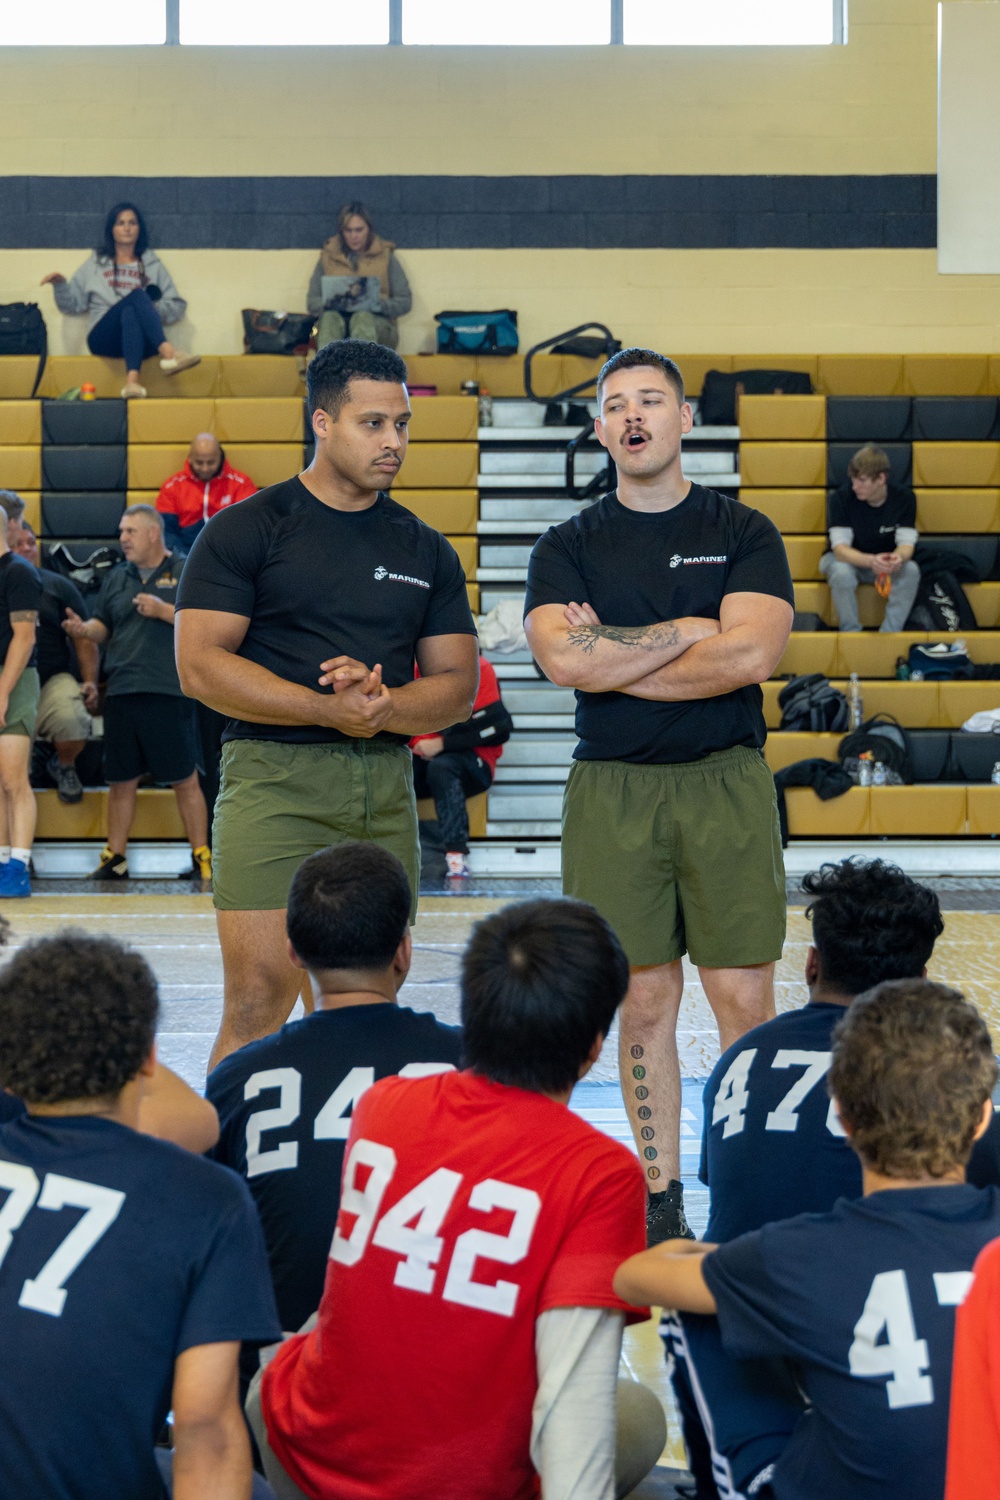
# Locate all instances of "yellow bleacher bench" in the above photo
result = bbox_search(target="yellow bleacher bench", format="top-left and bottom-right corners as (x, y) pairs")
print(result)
(466, 582), (480, 613)
(763, 733), (842, 771)
(392, 444), (478, 489)
(869, 785), (968, 836)
(785, 785), (871, 836)
(912, 443), (1000, 488)
(408, 397), (478, 442)
(216, 357), (303, 399)
(0, 448), (40, 490)
(213, 399), (305, 444)
(0, 401), (40, 445)
(18, 494), (41, 533)
(129, 400), (216, 443)
(967, 786), (1000, 835)
(775, 636), (840, 679)
(902, 355), (989, 397)
(915, 489), (1000, 533)
(739, 443), (826, 489)
(793, 581), (1000, 630)
(0, 357), (43, 400)
(739, 490), (826, 533)
(396, 491), (478, 533)
(782, 536), (825, 579)
(738, 395), (826, 441)
(815, 356), (904, 396)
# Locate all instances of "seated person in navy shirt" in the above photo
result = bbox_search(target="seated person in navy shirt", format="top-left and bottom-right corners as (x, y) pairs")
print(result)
(616, 978), (1000, 1500)
(208, 841), (462, 1337)
(668, 858), (944, 1497)
(0, 929), (280, 1500)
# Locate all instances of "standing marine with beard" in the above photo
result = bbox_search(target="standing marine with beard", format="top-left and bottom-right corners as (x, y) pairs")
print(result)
(524, 349), (794, 1244)
(175, 340), (479, 1069)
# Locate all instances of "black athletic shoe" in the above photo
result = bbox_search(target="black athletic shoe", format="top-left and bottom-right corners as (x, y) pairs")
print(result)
(92, 846), (128, 881)
(542, 401), (566, 426)
(646, 1180), (695, 1247)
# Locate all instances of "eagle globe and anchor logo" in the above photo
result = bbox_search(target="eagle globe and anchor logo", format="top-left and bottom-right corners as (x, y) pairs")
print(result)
(373, 564), (431, 590)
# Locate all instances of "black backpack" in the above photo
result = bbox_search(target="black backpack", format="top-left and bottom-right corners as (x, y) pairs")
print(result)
(905, 572), (977, 633)
(838, 714), (914, 783)
(43, 542), (121, 597)
(777, 674), (850, 733)
(0, 303), (47, 396)
(700, 367), (813, 426)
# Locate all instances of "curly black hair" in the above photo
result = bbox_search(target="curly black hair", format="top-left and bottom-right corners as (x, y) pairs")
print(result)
(306, 337), (408, 418)
(803, 857), (943, 998)
(0, 930), (159, 1105)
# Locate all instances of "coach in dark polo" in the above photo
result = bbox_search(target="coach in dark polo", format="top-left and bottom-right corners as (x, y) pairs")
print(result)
(176, 341), (478, 1068)
(525, 348), (794, 1246)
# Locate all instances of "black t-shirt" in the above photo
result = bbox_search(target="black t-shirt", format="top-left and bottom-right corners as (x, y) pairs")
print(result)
(0, 1114), (280, 1500)
(827, 482), (917, 557)
(523, 486), (794, 764)
(208, 1002), (463, 1332)
(91, 553), (185, 698)
(0, 552), (42, 671)
(37, 569), (88, 686)
(176, 479), (477, 745)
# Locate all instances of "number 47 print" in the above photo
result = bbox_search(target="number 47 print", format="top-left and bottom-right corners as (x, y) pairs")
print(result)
(332, 1137), (542, 1319)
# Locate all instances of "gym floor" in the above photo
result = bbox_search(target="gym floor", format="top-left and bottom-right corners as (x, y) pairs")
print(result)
(7, 876), (1000, 1488)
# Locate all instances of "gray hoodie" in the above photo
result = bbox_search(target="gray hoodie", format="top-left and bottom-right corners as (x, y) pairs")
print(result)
(53, 251), (186, 332)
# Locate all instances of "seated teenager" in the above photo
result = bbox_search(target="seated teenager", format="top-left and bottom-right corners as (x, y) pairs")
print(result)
(248, 897), (665, 1500)
(0, 928), (280, 1500)
(208, 841), (462, 1337)
(616, 978), (1000, 1500)
(668, 858), (947, 1497)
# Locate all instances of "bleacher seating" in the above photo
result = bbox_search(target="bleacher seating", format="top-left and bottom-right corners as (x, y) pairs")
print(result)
(4, 350), (1000, 850)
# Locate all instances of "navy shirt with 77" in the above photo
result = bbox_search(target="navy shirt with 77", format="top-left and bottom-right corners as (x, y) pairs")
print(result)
(0, 1113), (280, 1500)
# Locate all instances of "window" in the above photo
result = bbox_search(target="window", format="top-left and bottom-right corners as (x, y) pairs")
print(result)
(623, 0), (841, 47)
(403, 0), (609, 46)
(0, 0), (164, 44)
(179, 0), (389, 45)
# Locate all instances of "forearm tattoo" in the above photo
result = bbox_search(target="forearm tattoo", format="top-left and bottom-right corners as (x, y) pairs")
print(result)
(566, 620), (680, 656)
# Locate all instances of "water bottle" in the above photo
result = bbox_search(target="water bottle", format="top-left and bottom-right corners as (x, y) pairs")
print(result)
(478, 389), (493, 428)
(849, 673), (863, 730)
(991, 762), (1000, 786)
(872, 760), (888, 786)
(858, 753), (874, 787)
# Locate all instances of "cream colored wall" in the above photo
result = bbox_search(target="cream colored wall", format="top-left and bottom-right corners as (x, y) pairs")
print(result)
(3, 0), (992, 357)
(0, 0), (937, 176)
(8, 247), (1000, 358)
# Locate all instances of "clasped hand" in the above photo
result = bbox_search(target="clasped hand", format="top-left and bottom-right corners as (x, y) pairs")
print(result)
(318, 655), (393, 738)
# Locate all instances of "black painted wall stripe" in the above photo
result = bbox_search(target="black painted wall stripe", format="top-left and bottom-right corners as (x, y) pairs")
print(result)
(0, 175), (936, 250)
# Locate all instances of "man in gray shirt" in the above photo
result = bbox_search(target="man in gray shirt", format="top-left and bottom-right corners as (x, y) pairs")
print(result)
(63, 505), (210, 881)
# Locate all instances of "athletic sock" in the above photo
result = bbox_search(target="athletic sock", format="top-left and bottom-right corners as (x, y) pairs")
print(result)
(11, 848), (30, 867)
(0, 846), (11, 864)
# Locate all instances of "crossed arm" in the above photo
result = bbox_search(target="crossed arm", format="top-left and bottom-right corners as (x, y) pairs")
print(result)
(175, 608), (478, 738)
(525, 593), (792, 702)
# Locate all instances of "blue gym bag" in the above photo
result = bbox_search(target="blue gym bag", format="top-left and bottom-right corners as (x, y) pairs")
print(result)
(435, 309), (518, 355)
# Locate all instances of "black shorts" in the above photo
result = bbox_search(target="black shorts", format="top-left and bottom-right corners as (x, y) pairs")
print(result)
(102, 693), (198, 786)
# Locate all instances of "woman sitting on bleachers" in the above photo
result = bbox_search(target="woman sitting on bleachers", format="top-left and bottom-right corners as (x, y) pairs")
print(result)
(307, 201), (412, 350)
(41, 201), (199, 400)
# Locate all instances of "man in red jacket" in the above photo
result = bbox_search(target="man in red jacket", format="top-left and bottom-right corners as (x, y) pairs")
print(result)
(156, 434), (256, 554)
(410, 654), (511, 879)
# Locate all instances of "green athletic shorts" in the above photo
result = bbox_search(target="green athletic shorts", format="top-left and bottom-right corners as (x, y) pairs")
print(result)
(562, 744), (786, 969)
(212, 738), (420, 914)
(0, 669), (39, 739)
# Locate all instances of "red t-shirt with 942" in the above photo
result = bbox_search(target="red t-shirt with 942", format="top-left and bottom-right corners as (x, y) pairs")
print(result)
(262, 1069), (647, 1500)
(946, 1236), (1000, 1500)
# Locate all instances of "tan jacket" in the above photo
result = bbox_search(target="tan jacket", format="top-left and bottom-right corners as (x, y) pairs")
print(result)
(307, 233), (412, 321)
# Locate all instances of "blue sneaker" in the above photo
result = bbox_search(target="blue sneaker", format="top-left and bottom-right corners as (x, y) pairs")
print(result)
(0, 859), (31, 899)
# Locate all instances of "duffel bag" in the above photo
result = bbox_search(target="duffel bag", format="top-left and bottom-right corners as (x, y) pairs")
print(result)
(435, 309), (518, 355)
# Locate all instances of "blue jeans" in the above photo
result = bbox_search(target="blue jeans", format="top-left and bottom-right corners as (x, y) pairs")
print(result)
(87, 287), (166, 372)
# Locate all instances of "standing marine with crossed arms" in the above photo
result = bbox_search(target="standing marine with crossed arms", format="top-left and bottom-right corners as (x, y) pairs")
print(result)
(525, 348), (794, 1243)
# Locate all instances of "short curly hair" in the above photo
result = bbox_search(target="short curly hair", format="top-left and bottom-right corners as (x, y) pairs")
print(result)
(829, 978), (997, 1179)
(803, 858), (943, 997)
(307, 337), (408, 419)
(0, 930), (159, 1105)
